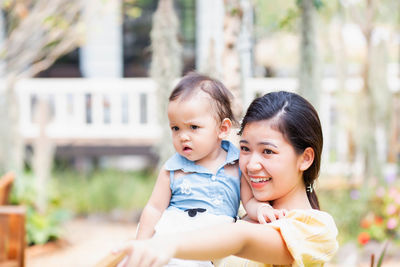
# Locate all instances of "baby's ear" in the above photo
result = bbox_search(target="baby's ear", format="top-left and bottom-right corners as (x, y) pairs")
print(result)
(218, 118), (232, 139)
(299, 147), (314, 171)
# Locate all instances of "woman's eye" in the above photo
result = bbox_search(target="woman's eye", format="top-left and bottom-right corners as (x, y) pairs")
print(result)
(171, 126), (179, 131)
(240, 146), (249, 152)
(263, 149), (273, 155)
(190, 125), (199, 130)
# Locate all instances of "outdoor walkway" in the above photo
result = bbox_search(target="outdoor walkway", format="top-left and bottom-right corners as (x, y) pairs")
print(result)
(26, 218), (138, 267)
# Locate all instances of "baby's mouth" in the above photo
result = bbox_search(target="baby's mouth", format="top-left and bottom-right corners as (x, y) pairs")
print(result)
(183, 146), (192, 152)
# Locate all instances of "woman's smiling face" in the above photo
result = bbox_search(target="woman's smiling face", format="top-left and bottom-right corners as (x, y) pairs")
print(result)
(239, 119), (306, 206)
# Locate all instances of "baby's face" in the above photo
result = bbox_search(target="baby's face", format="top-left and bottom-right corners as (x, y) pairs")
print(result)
(167, 93), (222, 163)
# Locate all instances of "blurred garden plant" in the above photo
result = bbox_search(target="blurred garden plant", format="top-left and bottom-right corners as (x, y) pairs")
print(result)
(53, 169), (155, 215)
(10, 172), (71, 245)
(10, 169), (155, 245)
(358, 183), (400, 246)
(319, 185), (370, 244)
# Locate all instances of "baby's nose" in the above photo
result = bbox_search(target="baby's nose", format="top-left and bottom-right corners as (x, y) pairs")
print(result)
(180, 132), (190, 141)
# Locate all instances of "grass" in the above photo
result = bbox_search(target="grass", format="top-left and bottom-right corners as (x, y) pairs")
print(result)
(52, 169), (156, 216)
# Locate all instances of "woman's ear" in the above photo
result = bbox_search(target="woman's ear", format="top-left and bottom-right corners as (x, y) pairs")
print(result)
(299, 147), (314, 171)
(218, 118), (232, 139)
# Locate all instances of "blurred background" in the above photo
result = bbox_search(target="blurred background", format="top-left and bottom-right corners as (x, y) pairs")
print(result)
(0, 0), (399, 266)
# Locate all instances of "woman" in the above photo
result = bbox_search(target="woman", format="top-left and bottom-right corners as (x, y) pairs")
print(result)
(114, 91), (338, 267)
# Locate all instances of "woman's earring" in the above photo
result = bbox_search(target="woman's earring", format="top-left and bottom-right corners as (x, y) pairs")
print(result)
(306, 184), (313, 193)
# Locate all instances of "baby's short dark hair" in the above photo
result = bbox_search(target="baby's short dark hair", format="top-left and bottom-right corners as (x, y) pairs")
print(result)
(169, 72), (237, 125)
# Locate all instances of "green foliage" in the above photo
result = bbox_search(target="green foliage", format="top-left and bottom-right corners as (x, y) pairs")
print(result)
(43, 15), (70, 30)
(320, 175), (400, 248)
(53, 169), (156, 215)
(10, 169), (155, 245)
(296, 0), (324, 10)
(123, 0), (146, 19)
(26, 206), (70, 245)
(254, 0), (327, 34)
(10, 172), (71, 245)
(125, 7), (142, 18)
(376, 241), (389, 267)
(278, 8), (299, 31)
(312, 0), (324, 9)
(253, 0), (298, 34)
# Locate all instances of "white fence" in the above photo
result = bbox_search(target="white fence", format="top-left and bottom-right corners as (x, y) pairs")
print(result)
(13, 76), (399, 172)
(16, 78), (160, 146)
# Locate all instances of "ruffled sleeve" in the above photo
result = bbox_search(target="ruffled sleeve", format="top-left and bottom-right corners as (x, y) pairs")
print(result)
(268, 209), (339, 267)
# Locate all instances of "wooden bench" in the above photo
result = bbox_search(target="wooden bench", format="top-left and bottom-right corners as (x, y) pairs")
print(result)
(0, 172), (14, 205)
(0, 172), (26, 267)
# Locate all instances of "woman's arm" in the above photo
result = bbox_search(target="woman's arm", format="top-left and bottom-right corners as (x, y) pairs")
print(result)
(120, 220), (294, 267)
(175, 221), (293, 264)
(135, 167), (171, 239)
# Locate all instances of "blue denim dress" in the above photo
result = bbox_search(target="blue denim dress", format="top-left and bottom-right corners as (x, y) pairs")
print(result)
(164, 140), (241, 219)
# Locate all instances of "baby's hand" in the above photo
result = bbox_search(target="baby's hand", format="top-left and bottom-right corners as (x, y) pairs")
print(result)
(256, 203), (287, 224)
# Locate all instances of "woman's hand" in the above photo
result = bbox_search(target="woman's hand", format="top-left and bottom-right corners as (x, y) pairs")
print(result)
(112, 237), (175, 267)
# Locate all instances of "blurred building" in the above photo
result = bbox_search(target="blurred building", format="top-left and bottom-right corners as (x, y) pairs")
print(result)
(35, 0), (196, 79)
(6, 0), (248, 171)
(1, 0), (398, 172)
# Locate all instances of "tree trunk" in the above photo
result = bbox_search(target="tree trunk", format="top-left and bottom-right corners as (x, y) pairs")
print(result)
(223, 0), (244, 120)
(387, 93), (400, 163)
(32, 98), (54, 213)
(298, 0), (319, 108)
(202, 39), (219, 78)
(150, 0), (182, 166)
(356, 0), (380, 181)
(0, 80), (23, 174)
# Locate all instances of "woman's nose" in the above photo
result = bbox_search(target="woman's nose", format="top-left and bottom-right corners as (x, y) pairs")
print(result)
(246, 154), (262, 171)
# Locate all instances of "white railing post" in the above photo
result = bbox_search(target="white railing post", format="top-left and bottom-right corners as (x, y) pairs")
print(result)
(54, 93), (68, 125)
(74, 93), (86, 126)
(91, 93), (103, 125)
(130, 91), (140, 126)
(110, 93), (121, 125)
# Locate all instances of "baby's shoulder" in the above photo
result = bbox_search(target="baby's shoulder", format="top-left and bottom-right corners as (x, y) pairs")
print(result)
(223, 160), (240, 178)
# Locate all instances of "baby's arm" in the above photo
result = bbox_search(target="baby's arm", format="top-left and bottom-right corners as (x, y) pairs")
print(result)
(135, 166), (171, 239)
(240, 176), (286, 224)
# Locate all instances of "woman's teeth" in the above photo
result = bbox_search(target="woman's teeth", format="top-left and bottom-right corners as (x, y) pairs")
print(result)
(250, 177), (272, 183)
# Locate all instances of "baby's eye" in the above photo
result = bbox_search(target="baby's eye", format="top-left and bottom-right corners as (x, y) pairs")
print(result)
(171, 126), (179, 131)
(190, 125), (199, 130)
(240, 146), (250, 152)
(263, 149), (273, 155)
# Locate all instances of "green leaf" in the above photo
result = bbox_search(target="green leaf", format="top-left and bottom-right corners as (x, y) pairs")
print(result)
(125, 7), (142, 18)
(377, 241), (389, 267)
(313, 0), (324, 10)
(279, 8), (299, 30)
(296, 0), (324, 10)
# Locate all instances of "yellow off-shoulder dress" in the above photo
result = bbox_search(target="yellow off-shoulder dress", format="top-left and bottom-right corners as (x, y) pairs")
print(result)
(214, 209), (339, 267)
